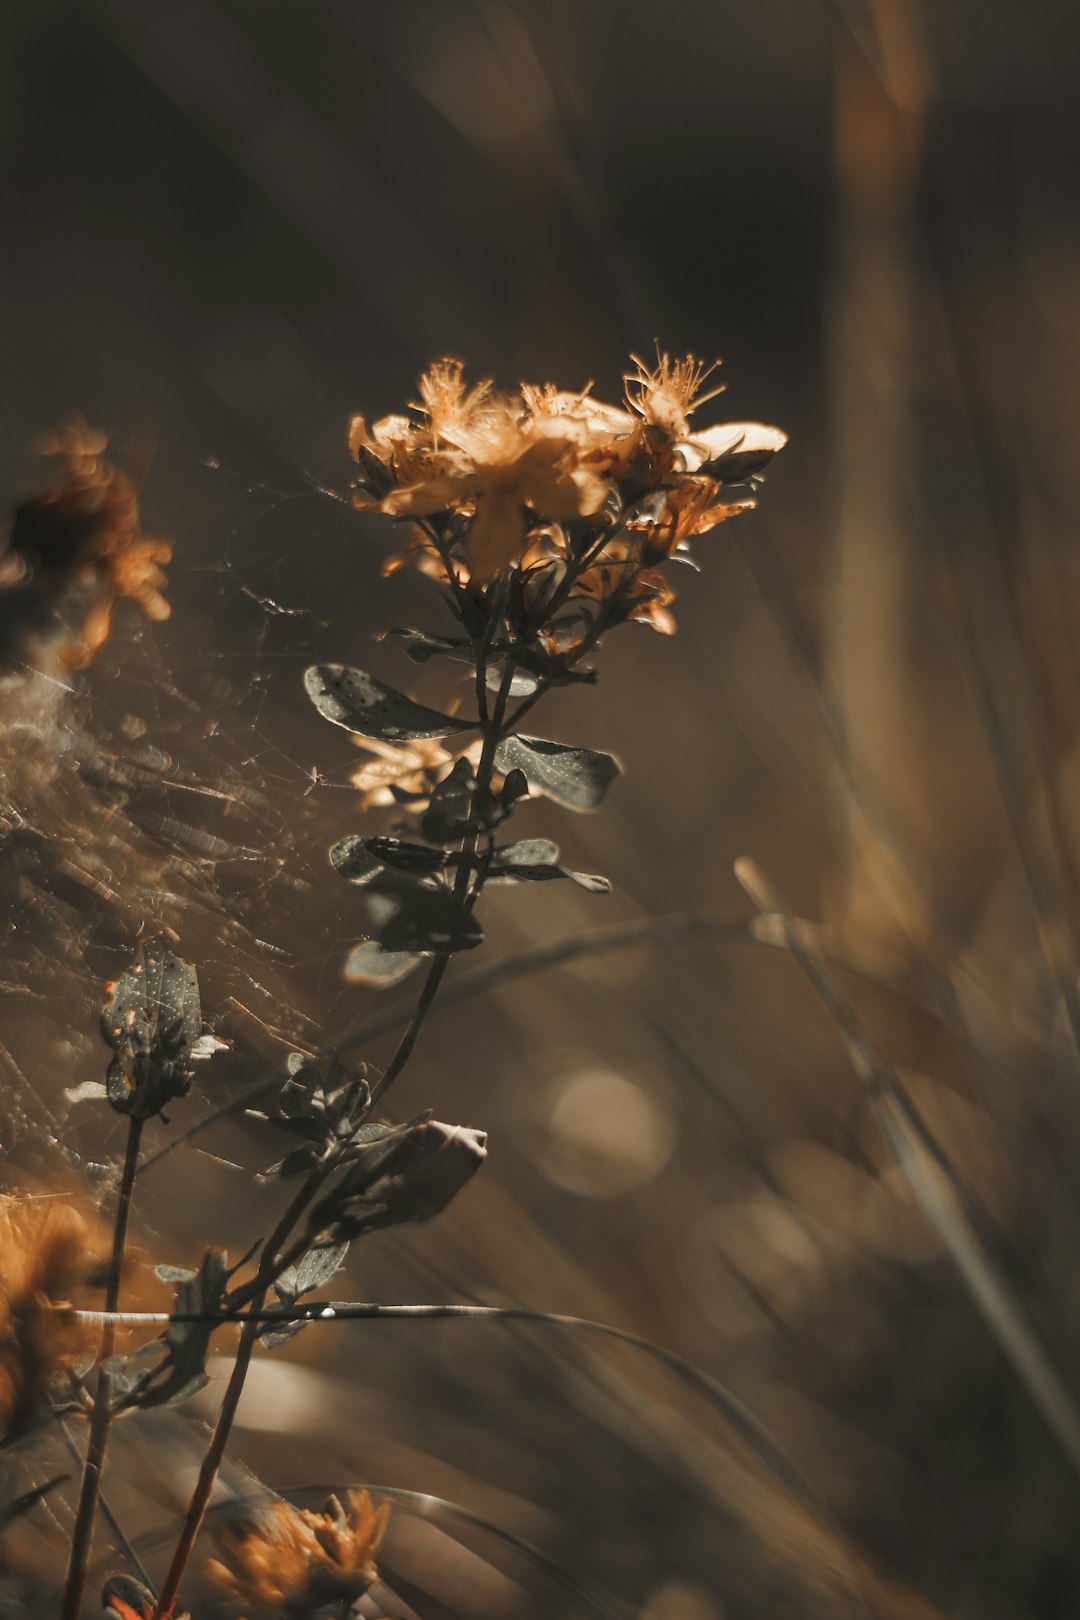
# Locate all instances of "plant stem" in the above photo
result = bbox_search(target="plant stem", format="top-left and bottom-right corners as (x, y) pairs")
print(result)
(154, 625), (520, 1610)
(62, 1114), (144, 1620)
(152, 1172), (320, 1616)
(370, 648), (515, 1107)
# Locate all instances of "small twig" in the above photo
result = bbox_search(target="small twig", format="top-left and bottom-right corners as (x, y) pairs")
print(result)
(59, 1421), (155, 1593)
(62, 1114), (143, 1620)
(152, 1170), (322, 1614)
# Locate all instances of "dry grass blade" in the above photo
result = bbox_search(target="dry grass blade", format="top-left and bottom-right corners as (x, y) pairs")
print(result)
(736, 856), (1080, 1485)
(76, 1299), (820, 1512)
(336, 1480), (628, 1620)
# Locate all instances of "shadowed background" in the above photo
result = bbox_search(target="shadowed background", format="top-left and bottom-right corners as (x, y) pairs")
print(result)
(2, 2), (1080, 1616)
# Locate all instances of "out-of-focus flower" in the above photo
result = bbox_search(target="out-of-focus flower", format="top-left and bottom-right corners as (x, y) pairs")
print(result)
(205, 1490), (390, 1609)
(0, 1194), (98, 1436)
(351, 735), (482, 810)
(301, 1488), (390, 1587)
(1, 417), (171, 670)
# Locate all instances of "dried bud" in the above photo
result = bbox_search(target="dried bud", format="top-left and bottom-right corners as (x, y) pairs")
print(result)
(313, 1116), (488, 1241)
(100, 936), (205, 1121)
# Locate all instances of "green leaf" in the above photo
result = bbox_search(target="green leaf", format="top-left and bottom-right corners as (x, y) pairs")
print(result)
(304, 664), (474, 741)
(494, 735), (621, 812)
(343, 941), (424, 987)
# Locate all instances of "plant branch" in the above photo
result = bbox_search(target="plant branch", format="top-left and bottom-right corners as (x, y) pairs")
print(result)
(62, 1113), (143, 1620)
(152, 1168), (322, 1614)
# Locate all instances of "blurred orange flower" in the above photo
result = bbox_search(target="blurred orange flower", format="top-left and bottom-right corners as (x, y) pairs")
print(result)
(0, 1193), (98, 1436)
(4, 417), (172, 668)
(206, 1490), (390, 1608)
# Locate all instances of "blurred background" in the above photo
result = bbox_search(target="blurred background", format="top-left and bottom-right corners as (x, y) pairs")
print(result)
(2, 0), (1080, 1615)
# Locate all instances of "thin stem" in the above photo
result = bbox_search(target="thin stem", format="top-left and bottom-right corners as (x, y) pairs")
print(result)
(68, 1301), (816, 1509)
(370, 649), (515, 1108)
(153, 1173), (320, 1614)
(60, 1420), (156, 1594)
(62, 1114), (143, 1620)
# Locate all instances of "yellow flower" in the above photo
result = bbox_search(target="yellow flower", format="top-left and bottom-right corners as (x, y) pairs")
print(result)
(205, 1491), (391, 1609)
(0, 1194), (98, 1436)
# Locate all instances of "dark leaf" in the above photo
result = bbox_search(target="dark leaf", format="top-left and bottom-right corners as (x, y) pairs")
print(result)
(506, 644), (598, 686)
(364, 837), (448, 875)
(367, 878), (483, 953)
(304, 664), (473, 741)
(313, 1117), (487, 1240)
(387, 626), (473, 666)
(111, 1250), (228, 1412)
(257, 1312), (309, 1351)
(421, 757), (476, 843)
(100, 935), (200, 1057)
(343, 941), (424, 987)
(330, 837), (383, 886)
(489, 838), (612, 893)
(485, 662), (538, 696)
(277, 1238), (351, 1300)
(261, 1238), (351, 1349)
(154, 1264), (197, 1285)
(256, 1053), (373, 1172)
(494, 734), (621, 812)
(260, 1143), (320, 1181)
(500, 768), (530, 810)
(493, 837), (560, 867)
(99, 936), (207, 1120)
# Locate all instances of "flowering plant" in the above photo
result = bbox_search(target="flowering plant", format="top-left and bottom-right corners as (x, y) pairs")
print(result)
(0, 349), (784, 1618)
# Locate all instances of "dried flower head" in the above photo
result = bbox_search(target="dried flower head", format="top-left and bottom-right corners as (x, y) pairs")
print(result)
(624, 347), (725, 437)
(1, 416), (171, 669)
(205, 1490), (390, 1609)
(0, 1194), (98, 1435)
(348, 350), (785, 633)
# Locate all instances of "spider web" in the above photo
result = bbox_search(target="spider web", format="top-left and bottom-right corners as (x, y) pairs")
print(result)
(0, 442), (395, 1183)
